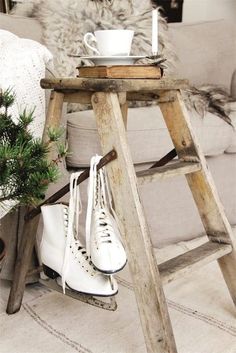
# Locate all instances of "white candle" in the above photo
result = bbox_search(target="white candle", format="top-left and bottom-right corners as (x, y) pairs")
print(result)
(152, 9), (158, 55)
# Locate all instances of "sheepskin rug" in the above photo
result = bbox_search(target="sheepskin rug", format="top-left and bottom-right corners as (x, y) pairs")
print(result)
(12, 0), (234, 123)
(12, 0), (175, 77)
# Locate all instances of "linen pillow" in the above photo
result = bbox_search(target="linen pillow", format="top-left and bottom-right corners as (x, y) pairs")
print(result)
(168, 20), (236, 90)
(231, 69), (236, 100)
(225, 102), (236, 153)
(66, 106), (234, 167)
(0, 13), (42, 42)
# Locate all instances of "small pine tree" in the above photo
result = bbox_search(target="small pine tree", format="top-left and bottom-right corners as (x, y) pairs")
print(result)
(0, 88), (67, 206)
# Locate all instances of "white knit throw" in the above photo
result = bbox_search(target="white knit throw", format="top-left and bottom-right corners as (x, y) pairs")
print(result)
(0, 30), (53, 219)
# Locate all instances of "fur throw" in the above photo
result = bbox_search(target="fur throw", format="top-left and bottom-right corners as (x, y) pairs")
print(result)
(183, 86), (234, 126)
(12, 0), (175, 76)
(12, 0), (234, 124)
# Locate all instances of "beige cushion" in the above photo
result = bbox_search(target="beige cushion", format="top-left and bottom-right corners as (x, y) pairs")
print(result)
(231, 70), (236, 99)
(0, 13), (42, 42)
(225, 102), (236, 153)
(66, 106), (235, 167)
(168, 20), (236, 90)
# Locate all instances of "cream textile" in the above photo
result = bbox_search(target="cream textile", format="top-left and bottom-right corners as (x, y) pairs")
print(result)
(1, 233), (236, 353)
(66, 106), (236, 167)
(0, 30), (53, 219)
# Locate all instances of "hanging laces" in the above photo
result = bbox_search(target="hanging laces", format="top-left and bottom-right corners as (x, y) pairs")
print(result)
(61, 171), (83, 294)
(98, 161), (124, 239)
(85, 155), (123, 257)
(86, 155), (100, 257)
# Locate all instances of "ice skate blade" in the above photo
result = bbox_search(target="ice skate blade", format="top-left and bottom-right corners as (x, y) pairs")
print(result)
(39, 277), (117, 311)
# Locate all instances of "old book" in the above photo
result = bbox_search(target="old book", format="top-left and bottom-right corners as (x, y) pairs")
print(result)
(76, 65), (163, 79)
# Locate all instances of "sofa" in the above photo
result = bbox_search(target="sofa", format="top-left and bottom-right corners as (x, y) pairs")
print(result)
(0, 13), (236, 280)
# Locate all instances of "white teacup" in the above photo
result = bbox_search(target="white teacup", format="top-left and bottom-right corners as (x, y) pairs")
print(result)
(83, 29), (134, 56)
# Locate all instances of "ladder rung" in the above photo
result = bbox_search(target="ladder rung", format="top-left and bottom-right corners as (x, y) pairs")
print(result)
(159, 241), (232, 284)
(137, 161), (201, 185)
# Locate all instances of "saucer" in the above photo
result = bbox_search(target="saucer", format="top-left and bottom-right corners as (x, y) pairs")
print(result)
(79, 55), (146, 65)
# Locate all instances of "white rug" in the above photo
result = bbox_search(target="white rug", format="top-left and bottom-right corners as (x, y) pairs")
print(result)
(1, 236), (236, 353)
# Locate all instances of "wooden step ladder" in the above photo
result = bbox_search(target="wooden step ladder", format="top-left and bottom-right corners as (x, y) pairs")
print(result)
(7, 75), (236, 353)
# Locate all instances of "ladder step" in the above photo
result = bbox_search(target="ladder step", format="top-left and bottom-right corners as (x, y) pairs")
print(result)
(159, 241), (232, 284)
(137, 161), (201, 185)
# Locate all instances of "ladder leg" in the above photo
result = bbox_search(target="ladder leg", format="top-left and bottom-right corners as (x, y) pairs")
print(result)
(118, 92), (128, 128)
(92, 92), (177, 353)
(42, 91), (65, 142)
(7, 216), (40, 314)
(7, 91), (64, 314)
(159, 90), (236, 305)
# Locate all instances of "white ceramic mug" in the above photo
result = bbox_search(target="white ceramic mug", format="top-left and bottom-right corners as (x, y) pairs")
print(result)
(83, 29), (134, 56)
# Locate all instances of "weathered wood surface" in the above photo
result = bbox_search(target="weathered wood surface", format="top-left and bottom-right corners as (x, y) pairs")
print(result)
(41, 77), (189, 93)
(127, 90), (176, 102)
(7, 215), (40, 314)
(159, 242), (232, 284)
(7, 90), (64, 314)
(42, 91), (64, 142)
(63, 91), (92, 104)
(27, 265), (43, 277)
(118, 92), (128, 128)
(137, 161), (201, 185)
(62, 90), (177, 104)
(159, 90), (236, 306)
(92, 92), (177, 353)
(8, 76), (236, 353)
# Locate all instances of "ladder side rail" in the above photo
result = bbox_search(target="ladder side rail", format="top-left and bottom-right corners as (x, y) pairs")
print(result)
(92, 91), (177, 353)
(159, 90), (236, 306)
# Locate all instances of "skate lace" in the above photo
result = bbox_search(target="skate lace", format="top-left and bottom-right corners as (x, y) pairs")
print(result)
(94, 210), (116, 244)
(86, 155), (122, 255)
(61, 172), (95, 294)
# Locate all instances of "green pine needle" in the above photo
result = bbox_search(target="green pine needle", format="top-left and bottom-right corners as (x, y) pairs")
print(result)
(0, 88), (15, 109)
(19, 108), (35, 129)
(47, 126), (64, 142)
(0, 89), (66, 206)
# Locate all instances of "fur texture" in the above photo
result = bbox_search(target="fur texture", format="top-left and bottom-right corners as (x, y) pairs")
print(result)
(12, 0), (233, 123)
(183, 86), (234, 126)
(12, 0), (175, 76)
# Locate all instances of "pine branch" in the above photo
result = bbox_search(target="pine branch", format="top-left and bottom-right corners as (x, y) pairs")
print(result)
(0, 89), (66, 207)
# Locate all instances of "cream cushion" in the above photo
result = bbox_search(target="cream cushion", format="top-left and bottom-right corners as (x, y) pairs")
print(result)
(225, 102), (236, 153)
(66, 106), (236, 167)
(0, 13), (42, 42)
(168, 19), (236, 90)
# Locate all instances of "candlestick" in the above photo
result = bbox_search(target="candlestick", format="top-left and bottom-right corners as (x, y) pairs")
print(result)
(152, 9), (158, 56)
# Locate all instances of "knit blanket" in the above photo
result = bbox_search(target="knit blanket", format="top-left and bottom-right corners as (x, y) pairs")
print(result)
(12, 0), (235, 123)
(0, 29), (53, 219)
